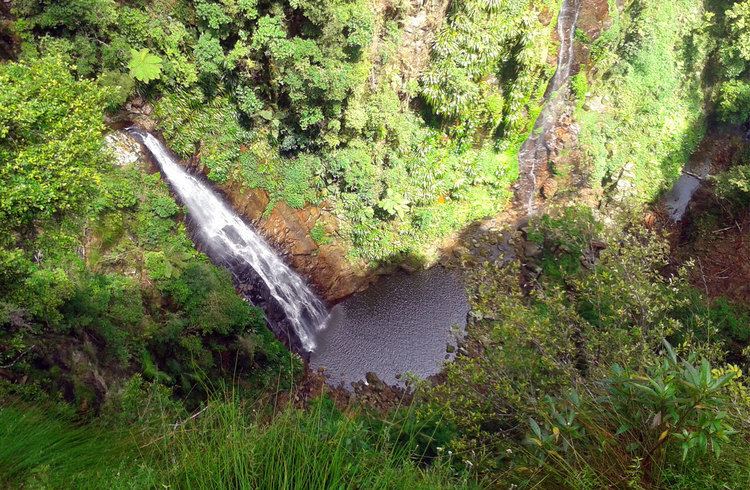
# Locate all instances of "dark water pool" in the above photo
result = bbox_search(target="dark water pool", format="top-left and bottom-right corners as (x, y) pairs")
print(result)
(310, 267), (469, 388)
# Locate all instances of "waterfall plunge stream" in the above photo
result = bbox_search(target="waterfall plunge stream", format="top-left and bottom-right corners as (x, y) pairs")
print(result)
(129, 129), (327, 352)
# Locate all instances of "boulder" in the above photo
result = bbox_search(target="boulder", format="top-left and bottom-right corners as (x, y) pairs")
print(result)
(104, 131), (143, 167)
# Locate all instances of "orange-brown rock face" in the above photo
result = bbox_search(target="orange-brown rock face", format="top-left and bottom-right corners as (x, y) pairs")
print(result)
(221, 181), (373, 304)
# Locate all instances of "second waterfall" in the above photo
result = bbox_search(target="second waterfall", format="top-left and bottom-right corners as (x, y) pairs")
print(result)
(129, 129), (327, 352)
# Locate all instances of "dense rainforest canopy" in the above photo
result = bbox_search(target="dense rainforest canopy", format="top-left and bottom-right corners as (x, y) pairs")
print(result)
(2, 0), (750, 488)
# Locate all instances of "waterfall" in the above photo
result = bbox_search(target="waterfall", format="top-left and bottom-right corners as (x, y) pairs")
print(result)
(518, 0), (581, 214)
(129, 129), (328, 351)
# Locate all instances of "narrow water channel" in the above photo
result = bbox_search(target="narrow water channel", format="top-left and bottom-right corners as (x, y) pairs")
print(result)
(517, 0), (582, 214)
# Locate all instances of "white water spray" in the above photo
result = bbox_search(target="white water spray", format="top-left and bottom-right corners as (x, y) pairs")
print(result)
(130, 129), (327, 351)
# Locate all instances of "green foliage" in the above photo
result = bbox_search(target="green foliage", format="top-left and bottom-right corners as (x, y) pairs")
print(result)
(279, 154), (319, 209)
(526, 206), (602, 282)
(235, 85), (263, 118)
(9, 0), (528, 269)
(13, 0), (118, 31)
(327, 145), (381, 202)
(706, 298), (750, 343)
(378, 189), (410, 220)
(63, 273), (145, 362)
(0, 76), (297, 405)
(97, 70), (135, 111)
(249, 7), (369, 140)
(571, 70), (588, 109)
(159, 396), (456, 488)
(128, 48), (163, 83)
(1, 395), (462, 489)
(718, 80), (750, 124)
(310, 222), (331, 246)
(155, 92), (247, 183)
(0, 55), (109, 230)
(528, 345), (741, 486)
(194, 33), (224, 78)
(578, 0), (709, 200)
(430, 207), (749, 485)
(148, 195), (180, 219)
(714, 1), (750, 105)
(0, 405), (150, 488)
(713, 164), (750, 205)
(421, 0), (559, 138)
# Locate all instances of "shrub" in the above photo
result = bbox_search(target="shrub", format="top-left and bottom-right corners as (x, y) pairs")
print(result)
(421, 0), (556, 138)
(571, 70), (588, 109)
(718, 80), (750, 124)
(527, 343), (741, 487)
(714, 164), (750, 205)
(0, 55), (109, 229)
(310, 222), (331, 245)
(279, 154), (319, 209)
(578, 0), (709, 200)
(326, 146), (382, 203)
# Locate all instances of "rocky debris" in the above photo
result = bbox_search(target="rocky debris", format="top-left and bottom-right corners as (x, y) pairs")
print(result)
(351, 372), (412, 411)
(288, 369), (416, 414)
(105, 130), (143, 166)
(440, 215), (520, 272)
(574, 0), (613, 73)
(542, 178), (559, 198)
(524, 241), (542, 258)
(612, 162), (637, 200)
(125, 96), (153, 115)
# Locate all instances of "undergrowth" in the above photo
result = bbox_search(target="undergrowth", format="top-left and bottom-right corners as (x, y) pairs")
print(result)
(0, 391), (466, 489)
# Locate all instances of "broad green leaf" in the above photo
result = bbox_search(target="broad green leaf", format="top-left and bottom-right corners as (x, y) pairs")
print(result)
(128, 48), (163, 83)
(529, 418), (542, 438)
(662, 339), (678, 363)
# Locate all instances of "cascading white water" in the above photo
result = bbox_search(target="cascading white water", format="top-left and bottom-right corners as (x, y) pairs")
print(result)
(518, 0), (581, 214)
(129, 129), (327, 351)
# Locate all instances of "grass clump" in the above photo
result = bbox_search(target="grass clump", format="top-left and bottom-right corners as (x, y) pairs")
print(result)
(0, 406), (152, 489)
(0, 394), (463, 489)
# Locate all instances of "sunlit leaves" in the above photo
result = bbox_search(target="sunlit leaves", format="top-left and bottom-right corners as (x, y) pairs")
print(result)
(0, 55), (108, 229)
(421, 0), (552, 135)
(194, 33), (225, 77)
(128, 48), (163, 83)
(378, 189), (410, 219)
(726, 1), (750, 62)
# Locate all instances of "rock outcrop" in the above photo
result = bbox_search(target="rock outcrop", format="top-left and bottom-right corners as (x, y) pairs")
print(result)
(222, 180), (374, 304)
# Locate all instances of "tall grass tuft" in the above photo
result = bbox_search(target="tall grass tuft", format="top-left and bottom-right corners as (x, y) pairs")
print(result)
(0, 406), (153, 488)
(1, 391), (461, 489)
(159, 394), (457, 489)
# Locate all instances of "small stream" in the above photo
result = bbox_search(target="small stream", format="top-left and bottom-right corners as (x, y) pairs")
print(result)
(663, 161), (710, 221)
(518, 0), (581, 214)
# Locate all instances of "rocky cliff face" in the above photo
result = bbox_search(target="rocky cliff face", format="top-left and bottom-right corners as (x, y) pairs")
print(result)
(221, 181), (374, 304)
